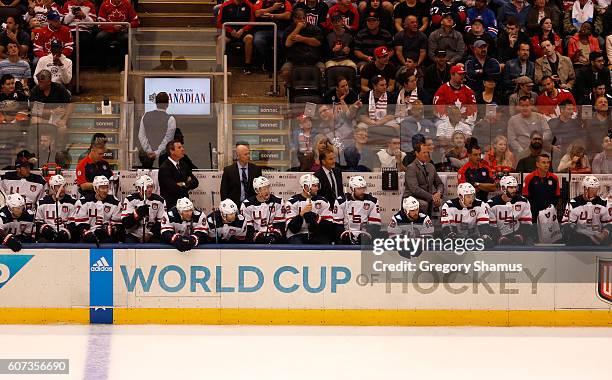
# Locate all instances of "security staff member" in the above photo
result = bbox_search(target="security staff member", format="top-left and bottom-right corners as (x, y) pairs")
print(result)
(138, 92), (176, 168)
(522, 153), (560, 222)
(457, 144), (497, 201)
(75, 133), (113, 196)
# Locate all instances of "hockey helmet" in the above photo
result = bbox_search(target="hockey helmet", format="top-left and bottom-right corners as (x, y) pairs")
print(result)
(93, 175), (110, 189)
(135, 175), (154, 189)
(299, 174), (319, 190)
(253, 176), (271, 192)
(176, 197), (194, 212)
(499, 176), (518, 190)
(402, 196), (420, 213)
(219, 199), (238, 218)
(457, 182), (476, 197)
(582, 175), (600, 190)
(348, 176), (367, 192)
(6, 193), (25, 209)
(49, 174), (66, 187)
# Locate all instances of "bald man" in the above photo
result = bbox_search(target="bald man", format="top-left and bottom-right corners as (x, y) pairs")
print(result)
(220, 142), (263, 205)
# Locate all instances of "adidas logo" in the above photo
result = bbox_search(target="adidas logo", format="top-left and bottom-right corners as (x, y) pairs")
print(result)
(90, 257), (113, 272)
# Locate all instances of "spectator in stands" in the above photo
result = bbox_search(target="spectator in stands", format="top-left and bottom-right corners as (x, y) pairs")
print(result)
(343, 147), (371, 172)
(393, 0), (429, 33)
(324, 12), (356, 69)
(583, 95), (610, 157)
(354, 11), (393, 69)
(526, 0), (561, 36)
(75, 134), (113, 196)
(294, 0), (328, 30)
(563, 0), (602, 36)
(349, 126), (377, 169)
(458, 144), (496, 201)
(399, 101), (435, 153)
(0, 74), (29, 123)
(574, 51), (610, 104)
(359, 0), (394, 35)
(548, 99), (582, 157)
(357, 75), (399, 132)
(395, 71), (427, 114)
(558, 142), (591, 172)
(465, 0), (498, 39)
(254, 0), (292, 72)
(311, 134), (332, 171)
(465, 39), (501, 94)
(497, 0), (531, 29)
(30, 69), (71, 104)
(394, 15), (427, 69)
(536, 75), (577, 119)
(503, 42), (534, 99)
(313, 149), (343, 206)
(34, 41), (72, 86)
(444, 130), (468, 170)
(296, 114), (313, 155)
(485, 135), (516, 172)
(0, 42), (31, 82)
(508, 76), (537, 115)
(323, 76), (359, 107)
(472, 105), (508, 150)
(535, 39), (576, 90)
(428, 13), (465, 65)
(463, 19), (496, 56)
(32, 11), (73, 67)
(96, 0), (139, 69)
(0, 16), (30, 59)
(587, 81), (612, 105)
(496, 17), (530, 63)
(591, 134), (612, 173)
(281, 8), (325, 85)
(567, 21), (601, 68)
(138, 92), (176, 168)
(220, 142), (262, 206)
(159, 139), (199, 209)
(423, 50), (450, 98)
(508, 96), (552, 154)
(530, 17), (563, 59)
(376, 136), (405, 170)
(435, 105), (472, 151)
(430, 1), (467, 31)
(153, 50), (173, 71)
(403, 138), (444, 214)
(62, 0), (97, 66)
(475, 75), (500, 111)
(324, 0), (359, 33)
(360, 46), (396, 93)
(515, 131), (545, 172)
(522, 153), (560, 223)
(216, 0), (255, 75)
(25, 0), (61, 29)
(433, 64), (477, 126)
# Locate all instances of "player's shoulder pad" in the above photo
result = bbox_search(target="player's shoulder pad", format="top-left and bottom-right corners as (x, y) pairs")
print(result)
(62, 194), (77, 204)
(28, 173), (46, 185)
(230, 215), (246, 228)
(447, 198), (461, 208)
(512, 195), (530, 204)
(150, 193), (165, 203)
(486, 196), (502, 207)
(336, 194), (348, 205)
(167, 208), (181, 222)
(37, 194), (55, 206)
(593, 197), (607, 207)
(104, 195), (120, 206)
(269, 194), (283, 204)
(127, 193), (140, 202)
(364, 193), (378, 203)
(0, 207), (12, 222)
(80, 193), (97, 203)
(0, 171), (20, 180)
(21, 209), (35, 222)
(570, 196), (585, 207)
(243, 195), (258, 207)
(312, 195), (328, 204)
(287, 194), (303, 204)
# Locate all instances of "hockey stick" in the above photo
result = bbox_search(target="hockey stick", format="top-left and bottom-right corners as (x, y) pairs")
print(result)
(141, 186), (147, 243)
(209, 142), (219, 244)
(265, 202), (274, 244)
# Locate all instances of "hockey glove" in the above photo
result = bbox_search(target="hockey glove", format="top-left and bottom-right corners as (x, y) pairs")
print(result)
(136, 205), (150, 219)
(4, 234), (22, 252)
(39, 225), (58, 242)
(55, 229), (71, 243)
(303, 212), (319, 225)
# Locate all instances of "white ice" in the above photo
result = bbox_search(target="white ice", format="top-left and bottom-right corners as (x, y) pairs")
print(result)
(1, 325), (611, 380)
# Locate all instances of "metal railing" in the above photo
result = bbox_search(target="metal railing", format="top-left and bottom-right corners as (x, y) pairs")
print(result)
(75, 22), (132, 93)
(221, 21), (279, 96)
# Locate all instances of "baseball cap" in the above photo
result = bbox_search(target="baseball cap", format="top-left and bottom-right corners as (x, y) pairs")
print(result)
(515, 76), (534, 85)
(374, 46), (389, 58)
(470, 17), (484, 25)
(473, 39), (488, 48)
(50, 40), (63, 52)
(450, 64), (466, 75)
(435, 50), (447, 57)
(366, 11), (379, 21)
(47, 10), (61, 21)
(36, 69), (52, 80)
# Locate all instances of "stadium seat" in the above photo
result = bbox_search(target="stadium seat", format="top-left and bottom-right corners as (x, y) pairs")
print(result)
(287, 66), (323, 103)
(325, 66), (357, 92)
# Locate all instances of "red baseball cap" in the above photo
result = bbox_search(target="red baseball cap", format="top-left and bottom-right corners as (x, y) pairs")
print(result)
(450, 65), (466, 75)
(374, 46), (389, 58)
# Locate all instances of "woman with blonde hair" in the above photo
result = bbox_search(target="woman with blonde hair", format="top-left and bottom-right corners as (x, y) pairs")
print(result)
(311, 134), (336, 171)
(485, 135), (516, 171)
(558, 143), (591, 173)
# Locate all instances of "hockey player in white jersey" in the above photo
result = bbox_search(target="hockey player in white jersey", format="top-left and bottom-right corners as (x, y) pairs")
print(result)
(561, 175), (612, 245)
(121, 175), (166, 243)
(35, 174), (77, 243)
(388, 196), (434, 238)
(207, 199), (247, 243)
(487, 176), (534, 245)
(441, 183), (494, 247)
(241, 176), (286, 244)
(0, 193), (35, 252)
(161, 197), (209, 252)
(73, 176), (124, 245)
(285, 174), (334, 244)
(0, 152), (46, 211)
(332, 175), (382, 245)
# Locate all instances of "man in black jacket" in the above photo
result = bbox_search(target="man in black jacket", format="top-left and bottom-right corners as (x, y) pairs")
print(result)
(314, 149), (343, 207)
(574, 51), (610, 105)
(158, 139), (199, 209)
(220, 142), (262, 206)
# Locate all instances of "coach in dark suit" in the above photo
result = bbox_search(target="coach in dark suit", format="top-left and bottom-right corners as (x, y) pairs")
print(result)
(314, 149), (343, 206)
(159, 139), (199, 209)
(220, 142), (262, 206)
(402, 140), (444, 214)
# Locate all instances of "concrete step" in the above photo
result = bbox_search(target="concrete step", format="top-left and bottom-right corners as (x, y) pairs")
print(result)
(139, 12), (214, 27)
(135, 41), (216, 56)
(132, 27), (218, 43)
(138, 0), (215, 13)
(134, 55), (217, 71)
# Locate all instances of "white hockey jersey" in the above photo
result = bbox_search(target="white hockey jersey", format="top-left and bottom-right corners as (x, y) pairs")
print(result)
(487, 194), (533, 236)
(73, 193), (122, 232)
(0, 172), (47, 210)
(332, 193), (381, 234)
(440, 198), (489, 237)
(207, 210), (247, 242)
(387, 210), (434, 238)
(121, 192), (166, 239)
(160, 207), (209, 243)
(35, 194), (77, 232)
(285, 194), (333, 238)
(241, 195), (286, 234)
(0, 206), (35, 239)
(561, 196), (612, 233)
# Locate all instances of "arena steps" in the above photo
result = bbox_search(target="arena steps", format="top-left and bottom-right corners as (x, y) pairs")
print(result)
(138, 0), (215, 14)
(138, 12), (214, 27)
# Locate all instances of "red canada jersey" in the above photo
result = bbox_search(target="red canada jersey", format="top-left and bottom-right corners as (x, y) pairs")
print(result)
(32, 25), (74, 57)
(98, 0), (139, 33)
(535, 89), (576, 118)
(433, 82), (477, 121)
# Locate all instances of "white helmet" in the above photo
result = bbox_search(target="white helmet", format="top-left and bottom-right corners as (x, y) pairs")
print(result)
(253, 176), (270, 192)
(135, 175), (154, 190)
(176, 197), (194, 212)
(219, 199), (238, 217)
(6, 193), (25, 209)
(457, 183), (476, 197)
(500, 176), (518, 190)
(582, 175), (600, 190)
(49, 174), (65, 187)
(93, 176), (110, 189)
(402, 196), (420, 213)
(299, 174), (319, 189)
(348, 176), (367, 192)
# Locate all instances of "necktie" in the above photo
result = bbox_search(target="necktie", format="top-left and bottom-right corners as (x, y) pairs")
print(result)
(329, 170), (337, 197)
(241, 167), (247, 187)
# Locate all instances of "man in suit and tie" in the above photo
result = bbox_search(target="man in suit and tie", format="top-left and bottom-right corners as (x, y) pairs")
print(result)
(158, 139), (199, 209)
(403, 140), (444, 214)
(220, 142), (263, 206)
(314, 150), (343, 207)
